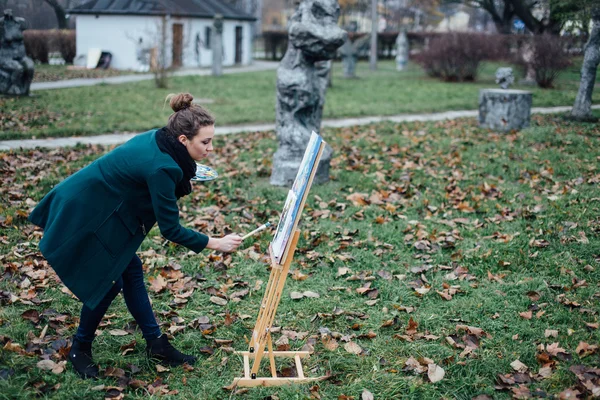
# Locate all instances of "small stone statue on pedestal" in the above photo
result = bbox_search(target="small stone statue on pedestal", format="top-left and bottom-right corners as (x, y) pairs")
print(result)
(479, 67), (531, 132)
(0, 9), (34, 96)
(270, 0), (346, 187)
(395, 30), (409, 71)
(495, 67), (514, 89)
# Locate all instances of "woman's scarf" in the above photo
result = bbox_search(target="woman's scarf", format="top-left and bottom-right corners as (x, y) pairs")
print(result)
(155, 127), (196, 199)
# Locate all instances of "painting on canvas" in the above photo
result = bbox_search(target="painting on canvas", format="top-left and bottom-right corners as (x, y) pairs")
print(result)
(271, 132), (324, 262)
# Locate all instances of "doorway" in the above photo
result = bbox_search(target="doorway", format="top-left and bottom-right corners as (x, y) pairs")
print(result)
(235, 26), (243, 64)
(172, 23), (183, 68)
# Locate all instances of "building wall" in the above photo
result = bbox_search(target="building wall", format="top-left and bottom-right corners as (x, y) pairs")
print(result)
(75, 14), (253, 70)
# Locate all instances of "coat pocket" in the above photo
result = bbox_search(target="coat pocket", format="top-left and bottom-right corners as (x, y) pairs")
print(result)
(94, 202), (139, 258)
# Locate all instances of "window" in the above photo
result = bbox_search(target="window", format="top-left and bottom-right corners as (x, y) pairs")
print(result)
(205, 27), (212, 49)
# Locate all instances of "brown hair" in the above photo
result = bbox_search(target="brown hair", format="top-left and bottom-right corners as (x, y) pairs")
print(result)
(165, 93), (215, 139)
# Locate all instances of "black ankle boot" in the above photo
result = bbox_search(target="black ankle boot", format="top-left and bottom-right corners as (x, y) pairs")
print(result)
(68, 338), (99, 379)
(146, 334), (197, 367)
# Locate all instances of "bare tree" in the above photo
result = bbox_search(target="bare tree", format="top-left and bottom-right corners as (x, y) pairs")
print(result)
(154, 15), (169, 88)
(39, 0), (68, 29)
(570, 7), (600, 121)
(462, 0), (515, 33)
(453, 0), (572, 34)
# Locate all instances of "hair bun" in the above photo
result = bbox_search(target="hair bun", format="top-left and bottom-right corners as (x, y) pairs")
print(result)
(168, 93), (194, 112)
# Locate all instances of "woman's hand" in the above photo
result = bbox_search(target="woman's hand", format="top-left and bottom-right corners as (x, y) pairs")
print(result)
(207, 234), (243, 253)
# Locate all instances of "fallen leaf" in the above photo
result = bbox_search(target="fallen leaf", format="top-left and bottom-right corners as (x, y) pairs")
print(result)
(510, 360), (528, 373)
(361, 389), (374, 400)
(303, 291), (320, 298)
(290, 291), (304, 300)
(519, 311), (532, 320)
(156, 364), (170, 373)
(344, 341), (362, 355)
(427, 363), (445, 383)
(108, 329), (130, 336)
(544, 329), (558, 338)
(210, 296), (228, 306)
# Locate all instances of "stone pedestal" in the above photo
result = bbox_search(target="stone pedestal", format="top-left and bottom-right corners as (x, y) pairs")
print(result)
(271, 146), (332, 187)
(478, 89), (532, 132)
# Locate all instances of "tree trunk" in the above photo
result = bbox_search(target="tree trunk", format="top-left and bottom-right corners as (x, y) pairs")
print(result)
(42, 0), (68, 29)
(507, 0), (542, 33)
(477, 0), (513, 34)
(570, 8), (600, 121)
(492, 18), (512, 34)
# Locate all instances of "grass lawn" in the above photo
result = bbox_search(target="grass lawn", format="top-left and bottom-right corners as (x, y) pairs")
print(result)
(32, 64), (137, 83)
(1, 59), (598, 141)
(0, 114), (599, 399)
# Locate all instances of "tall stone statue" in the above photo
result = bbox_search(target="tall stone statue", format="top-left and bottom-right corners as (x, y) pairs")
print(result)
(314, 60), (332, 124)
(270, 0), (346, 187)
(0, 9), (34, 96)
(395, 30), (409, 71)
(212, 14), (223, 77)
(339, 33), (369, 78)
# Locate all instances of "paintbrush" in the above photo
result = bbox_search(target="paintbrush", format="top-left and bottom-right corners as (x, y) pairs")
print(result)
(242, 222), (272, 240)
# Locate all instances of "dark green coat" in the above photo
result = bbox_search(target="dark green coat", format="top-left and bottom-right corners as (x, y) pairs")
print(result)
(29, 129), (209, 310)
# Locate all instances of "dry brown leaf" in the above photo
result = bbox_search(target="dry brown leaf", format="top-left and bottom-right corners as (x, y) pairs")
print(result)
(510, 359), (528, 373)
(519, 311), (532, 320)
(545, 342), (566, 357)
(344, 341), (362, 355)
(156, 364), (170, 373)
(210, 296), (228, 306)
(322, 337), (339, 351)
(148, 274), (167, 293)
(544, 329), (558, 338)
(292, 270), (309, 281)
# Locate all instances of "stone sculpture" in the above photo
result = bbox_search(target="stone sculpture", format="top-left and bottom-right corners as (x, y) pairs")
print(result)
(212, 14), (223, 76)
(339, 33), (370, 78)
(395, 30), (409, 71)
(270, 0), (346, 187)
(495, 67), (514, 89)
(0, 9), (34, 96)
(314, 60), (331, 124)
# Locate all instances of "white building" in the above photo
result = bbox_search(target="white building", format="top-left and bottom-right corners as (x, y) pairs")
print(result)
(68, 0), (255, 70)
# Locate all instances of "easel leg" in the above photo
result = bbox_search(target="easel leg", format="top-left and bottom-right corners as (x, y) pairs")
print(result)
(267, 333), (277, 377)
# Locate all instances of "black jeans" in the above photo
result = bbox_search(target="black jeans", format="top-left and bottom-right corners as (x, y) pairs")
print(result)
(74, 255), (162, 344)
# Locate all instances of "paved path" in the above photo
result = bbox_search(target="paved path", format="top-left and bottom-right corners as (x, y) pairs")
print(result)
(30, 61), (279, 91)
(2, 104), (597, 151)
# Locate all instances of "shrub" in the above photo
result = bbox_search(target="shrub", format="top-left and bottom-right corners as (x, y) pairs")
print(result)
(23, 30), (76, 64)
(55, 30), (76, 64)
(414, 33), (509, 82)
(517, 34), (572, 88)
(23, 30), (49, 63)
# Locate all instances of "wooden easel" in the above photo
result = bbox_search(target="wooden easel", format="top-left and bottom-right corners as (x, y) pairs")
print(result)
(231, 140), (327, 387)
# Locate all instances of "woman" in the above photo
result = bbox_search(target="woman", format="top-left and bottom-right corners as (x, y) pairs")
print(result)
(28, 93), (242, 379)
